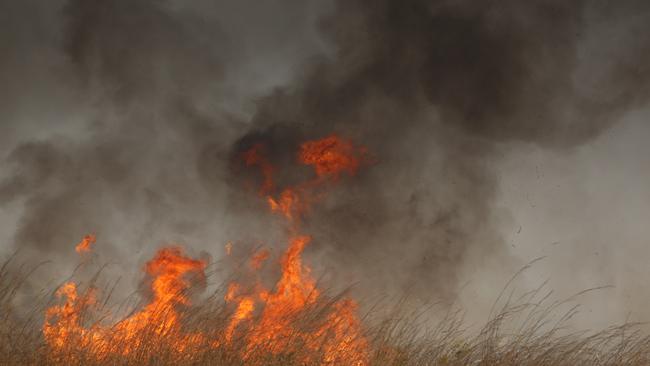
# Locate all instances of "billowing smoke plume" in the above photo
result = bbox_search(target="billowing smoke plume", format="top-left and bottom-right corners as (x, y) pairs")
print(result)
(1, 0), (650, 308)
(0, 0), (264, 290)
(228, 0), (650, 300)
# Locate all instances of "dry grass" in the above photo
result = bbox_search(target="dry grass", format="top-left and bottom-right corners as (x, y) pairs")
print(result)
(0, 256), (649, 366)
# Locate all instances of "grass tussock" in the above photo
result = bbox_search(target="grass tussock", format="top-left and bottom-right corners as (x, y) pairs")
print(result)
(0, 255), (649, 366)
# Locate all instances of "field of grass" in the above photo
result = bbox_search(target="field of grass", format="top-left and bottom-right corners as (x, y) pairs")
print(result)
(0, 254), (649, 366)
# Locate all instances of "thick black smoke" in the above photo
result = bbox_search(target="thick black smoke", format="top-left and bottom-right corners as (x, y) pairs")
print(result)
(229, 0), (650, 299)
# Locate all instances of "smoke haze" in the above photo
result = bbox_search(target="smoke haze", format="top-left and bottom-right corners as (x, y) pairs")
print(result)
(1, 0), (650, 326)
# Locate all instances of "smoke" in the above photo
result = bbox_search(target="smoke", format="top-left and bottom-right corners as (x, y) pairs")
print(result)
(1, 0), (650, 315)
(0, 0), (243, 280)
(228, 0), (650, 301)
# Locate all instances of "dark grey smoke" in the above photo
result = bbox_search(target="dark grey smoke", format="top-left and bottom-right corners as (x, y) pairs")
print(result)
(229, 0), (650, 300)
(0, 0), (235, 265)
(1, 0), (649, 307)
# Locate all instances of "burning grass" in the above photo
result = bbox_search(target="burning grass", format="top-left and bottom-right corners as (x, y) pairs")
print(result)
(1, 254), (650, 365)
(1, 134), (649, 365)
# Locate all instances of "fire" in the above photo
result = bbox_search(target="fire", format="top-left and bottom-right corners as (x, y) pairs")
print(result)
(43, 134), (369, 365)
(242, 236), (319, 352)
(74, 234), (96, 253)
(224, 296), (255, 343)
(43, 282), (97, 350)
(315, 299), (369, 365)
(223, 134), (369, 364)
(271, 235), (319, 311)
(242, 143), (275, 194)
(299, 134), (365, 179)
(143, 247), (206, 307)
(267, 188), (307, 220)
(250, 249), (269, 270)
(266, 135), (366, 220)
(43, 247), (207, 359)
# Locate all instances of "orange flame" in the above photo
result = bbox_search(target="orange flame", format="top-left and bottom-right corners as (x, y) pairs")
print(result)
(224, 297), (255, 343)
(43, 283), (97, 350)
(267, 188), (308, 220)
(219, 234), (368, 365)
(74, 234), (96, 254)
(222, 134), (369, 364)
(250, 249), (269, 270)
(313, 299), (369, 366)
(299, 135), (365, 179)
(44, 247), (207, 358)
(242, 236), (318, 351)
(242, 143), (275, 195)
(44, 134), (369, 365)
